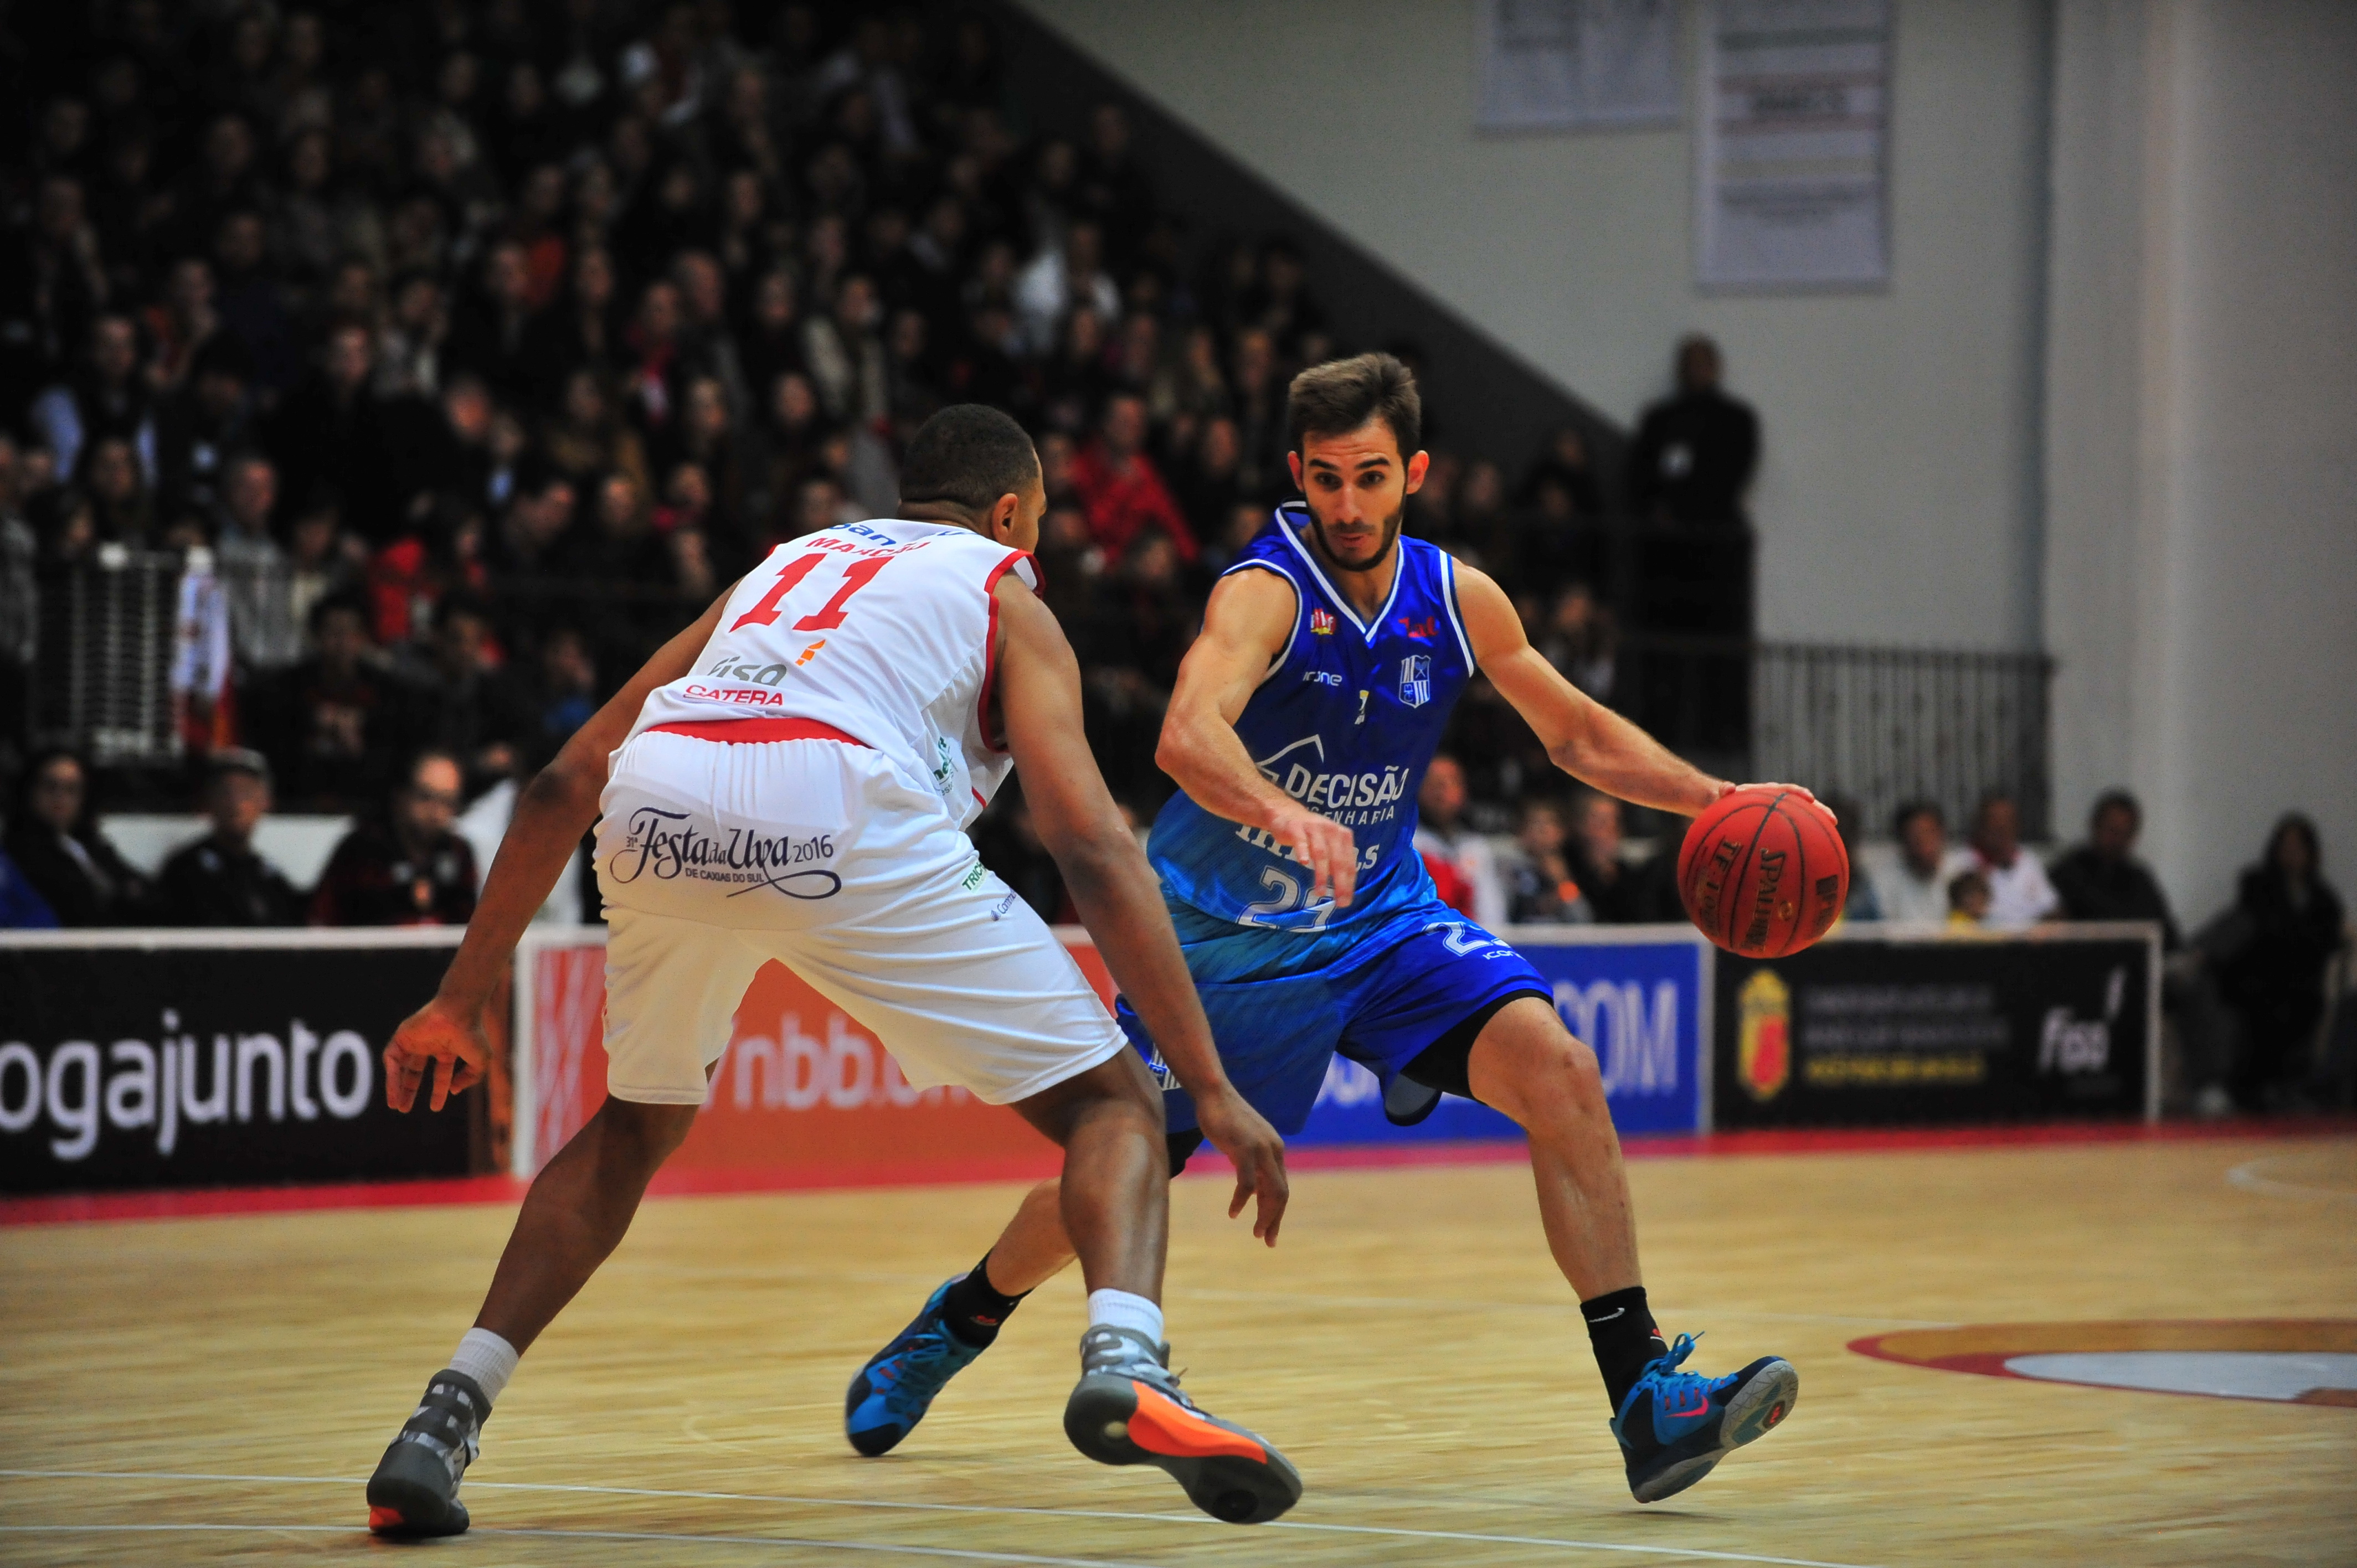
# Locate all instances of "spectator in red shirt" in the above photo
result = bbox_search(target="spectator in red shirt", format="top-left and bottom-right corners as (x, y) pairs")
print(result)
(1071, 392), (1196, 565)
(310, 750), (478, 927)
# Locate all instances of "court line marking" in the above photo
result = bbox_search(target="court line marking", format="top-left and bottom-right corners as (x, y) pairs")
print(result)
(1175, 1285), (1957, 1329)
(0, 1523), (1151, 1565)
(2226, 1157), (2357, 1203)
(0, 1468), (1883, 1568)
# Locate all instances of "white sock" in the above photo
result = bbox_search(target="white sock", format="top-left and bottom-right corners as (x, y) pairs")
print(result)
(447, 1328), (520, 1407)
(1087, 1289), (1165, 1346)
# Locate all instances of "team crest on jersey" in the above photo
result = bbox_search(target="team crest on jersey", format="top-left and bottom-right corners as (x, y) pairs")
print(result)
(1310, 608), (1337, 636)
(1398, 654), (1432, 708)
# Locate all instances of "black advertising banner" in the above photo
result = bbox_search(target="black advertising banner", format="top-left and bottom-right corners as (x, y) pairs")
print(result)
(0, 937), (476, 1194)
(1713, 931), (2157, 1127)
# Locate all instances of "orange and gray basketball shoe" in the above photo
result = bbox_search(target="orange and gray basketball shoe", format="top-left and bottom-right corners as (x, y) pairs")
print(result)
(365, 1369), (487, 1536)
(1063, 1325), (1303, 1524)
(1610, 1332), (1798, 1503)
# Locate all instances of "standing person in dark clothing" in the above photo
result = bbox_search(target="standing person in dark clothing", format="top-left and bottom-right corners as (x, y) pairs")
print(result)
(1, 749), (150, 926)
(1627, 336), (1759, 527)
(398, 594), (534, 793)
(310, 750), (478, 927)
(246, 595), (409, 812)
(155, 749), (301, 926)
(2215, 815), (2345, 1110)
(1566, 788), (1645, 924)
(2049, 791), (2183, 946)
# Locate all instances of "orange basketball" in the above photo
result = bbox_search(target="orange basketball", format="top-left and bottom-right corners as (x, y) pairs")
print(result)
(1677, 786), (1849, 957)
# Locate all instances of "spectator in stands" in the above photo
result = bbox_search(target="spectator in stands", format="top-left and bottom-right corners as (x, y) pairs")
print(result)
(505, 626), (600, 772)
(2, 749), (150, 927)
(2050, 790), (2180, 945)
(1947, 869), (1991, 929)
(1506, 798), (1592, 926)
(1414, 755), (1506, 929)
(2214, 814), (2344, 1110)
(1628, 334), (1759, 528)
(1819, 792), (1883, 922)
(1535, 581), (1617, 703)
(399, 595), (532, 795)
(1969, 792), (2058, 929)
(212, 450), (303, 672)
(30, 314), (150, 482)
(1874, 800), (1973, 925)
(247, 594), (405, 813)
(155, 749), (301, 927)
(310, 749), (478, 927)
(152, 334), (256, 522)
(1565, 788), (1660, 925)
(1073, 392), (1194, 565)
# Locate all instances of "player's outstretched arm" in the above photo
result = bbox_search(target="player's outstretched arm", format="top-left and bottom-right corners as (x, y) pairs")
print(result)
(994, 577), (1290, 1242)
(1155, 569), (1361, 907)
(382, 586), (734, 1113)
(1454, 564), (1733, 818)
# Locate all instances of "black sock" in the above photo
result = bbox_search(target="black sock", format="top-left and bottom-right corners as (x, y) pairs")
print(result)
(938, 1251), (1029, 1348)
(1582, 1286), (1669, 1414)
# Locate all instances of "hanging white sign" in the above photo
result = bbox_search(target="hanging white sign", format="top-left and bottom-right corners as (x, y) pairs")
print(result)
(1476, 0), (1682, 133)
(1697, 0), (1891, 290)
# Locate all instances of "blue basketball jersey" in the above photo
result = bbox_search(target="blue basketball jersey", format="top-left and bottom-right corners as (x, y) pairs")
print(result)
(1147, 502), (1476, 932)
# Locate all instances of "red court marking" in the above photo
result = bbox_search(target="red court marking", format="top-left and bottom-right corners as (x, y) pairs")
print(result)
(6, 1116), (2349, 1229)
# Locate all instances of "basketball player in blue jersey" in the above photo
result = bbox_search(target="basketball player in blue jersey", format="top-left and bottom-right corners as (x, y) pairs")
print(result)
(848, 355), (1799, 1504)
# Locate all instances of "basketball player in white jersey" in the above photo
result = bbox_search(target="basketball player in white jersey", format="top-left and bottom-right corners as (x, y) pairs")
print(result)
(362, 406), (1302, 1535)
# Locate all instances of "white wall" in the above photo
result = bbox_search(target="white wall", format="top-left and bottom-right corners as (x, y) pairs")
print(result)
(2045, 0), (2357, 921)
(1021, 0), (2056, 651)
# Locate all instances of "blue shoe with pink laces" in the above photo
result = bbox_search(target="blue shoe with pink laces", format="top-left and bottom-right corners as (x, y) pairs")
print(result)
(1610, 1332), (1798, 1503)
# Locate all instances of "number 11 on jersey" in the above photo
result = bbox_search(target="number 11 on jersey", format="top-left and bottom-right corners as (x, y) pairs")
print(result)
(732, 553), (892, 633)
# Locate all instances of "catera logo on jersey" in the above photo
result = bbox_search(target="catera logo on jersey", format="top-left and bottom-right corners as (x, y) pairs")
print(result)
(1310, 608), (1337, 636)
(1398, 654), (1432, 708)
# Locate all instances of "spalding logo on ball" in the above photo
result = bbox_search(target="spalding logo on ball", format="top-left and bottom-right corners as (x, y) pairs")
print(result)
(1677, 786), (1849, 957)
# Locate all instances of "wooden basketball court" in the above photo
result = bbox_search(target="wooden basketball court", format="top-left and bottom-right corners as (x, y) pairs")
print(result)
(3, 1131), (2351, 1566)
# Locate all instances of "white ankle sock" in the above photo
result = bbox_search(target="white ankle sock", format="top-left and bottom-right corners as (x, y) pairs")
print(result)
(1087, 1289), (1165, 1345)
(448, 1328), (519, 1407)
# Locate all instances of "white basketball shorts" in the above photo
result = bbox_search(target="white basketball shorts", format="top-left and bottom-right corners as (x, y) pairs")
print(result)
(591, 726), (1127, 1106)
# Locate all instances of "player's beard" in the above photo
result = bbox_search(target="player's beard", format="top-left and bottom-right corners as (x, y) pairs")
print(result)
(1307, 500), (1404, 575)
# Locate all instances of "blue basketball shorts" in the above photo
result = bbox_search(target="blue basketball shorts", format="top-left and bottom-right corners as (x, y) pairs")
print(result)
(1114, 894), (1550, 1138)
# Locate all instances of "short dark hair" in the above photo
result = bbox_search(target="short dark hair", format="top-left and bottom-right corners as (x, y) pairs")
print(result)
(899, 404), (1039, 513)
(2091, 788), (2140, 828)
(1288, 352), (1421, 458)
(1893, 798), (1944, 837)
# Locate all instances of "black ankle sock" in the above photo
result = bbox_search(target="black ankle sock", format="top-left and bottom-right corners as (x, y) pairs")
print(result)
(1582, 1286), (1669, 1414)
(938, 1251), (1029, 1348)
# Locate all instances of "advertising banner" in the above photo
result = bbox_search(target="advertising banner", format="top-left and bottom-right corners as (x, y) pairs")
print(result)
(1293, 929), (1709, 1145)
(1711, 925), (2161, 1127)
(0, 931), (476, 1195)
(516, 926), (1711, 1178)
(516, 928), (1099, 1180)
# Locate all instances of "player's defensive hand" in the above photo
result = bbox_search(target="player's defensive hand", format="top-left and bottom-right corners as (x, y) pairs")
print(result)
(383, 996), (488, 1113)
(1270, 802), (1358, 910)
(1195, 1085), (1290, 1246)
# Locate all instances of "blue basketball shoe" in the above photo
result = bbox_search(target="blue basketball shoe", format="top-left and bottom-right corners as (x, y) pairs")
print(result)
(845, 1279), (989, 1456)
(1610, 1333), (1798, 1503)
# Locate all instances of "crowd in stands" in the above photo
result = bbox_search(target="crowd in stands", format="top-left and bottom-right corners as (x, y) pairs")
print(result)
(0, 4), (2338, 1110)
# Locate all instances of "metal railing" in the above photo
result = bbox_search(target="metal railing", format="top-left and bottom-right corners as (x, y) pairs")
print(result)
(1624, 635), (2055, 840)
(31, 551), (183, 766)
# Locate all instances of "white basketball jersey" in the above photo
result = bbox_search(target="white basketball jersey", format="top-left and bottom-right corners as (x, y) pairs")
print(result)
(630, 519), (1038, 828)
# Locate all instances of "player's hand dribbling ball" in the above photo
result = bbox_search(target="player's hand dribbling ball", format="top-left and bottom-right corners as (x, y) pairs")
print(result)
(1677, 785), (1849, 957)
